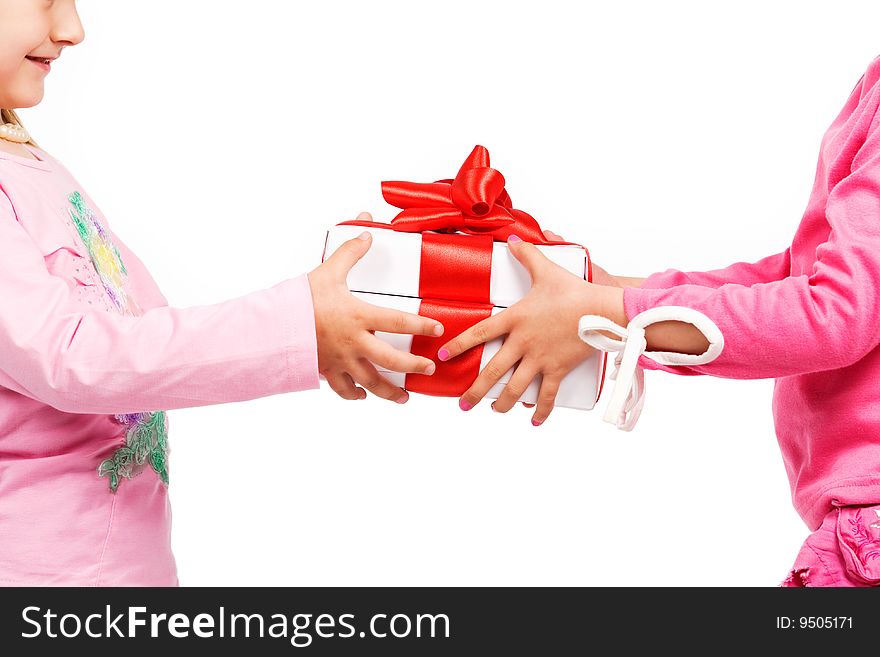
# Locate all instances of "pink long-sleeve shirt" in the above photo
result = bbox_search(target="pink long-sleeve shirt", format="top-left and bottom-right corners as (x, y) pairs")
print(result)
(0, 145), (320, 585)
(623, 54), (880, 531)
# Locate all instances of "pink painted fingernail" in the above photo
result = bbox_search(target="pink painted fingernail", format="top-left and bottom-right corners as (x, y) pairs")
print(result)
(433, 324), (444, 337)
(459, 399), (472, 411)
(532, 418), (543, 426)
(508, 234), (522, 243)
(438, 348), (450, 362)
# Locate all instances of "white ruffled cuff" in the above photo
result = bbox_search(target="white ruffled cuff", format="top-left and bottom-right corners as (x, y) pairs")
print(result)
(577, 306), (724, 431)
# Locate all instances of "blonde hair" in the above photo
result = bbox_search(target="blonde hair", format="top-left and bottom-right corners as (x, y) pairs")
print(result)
(0, 108), (39, 148)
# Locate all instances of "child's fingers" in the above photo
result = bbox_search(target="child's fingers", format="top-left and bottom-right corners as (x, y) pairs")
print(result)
(530, 376), (561, 426)
(364, 304), (444, 337)
(324, 371), (366, 401)
(542, 229), (564, 242)
(356, 211), (373, 221)
(437, 312), (509, 363)
(325, 232), (373, 276)
(491, 361), (539, 414)
(362, 335), (436, 375)
(507, 235), (553, 281)
(349, 359), (410, 404)
(457, 347), (519, 411)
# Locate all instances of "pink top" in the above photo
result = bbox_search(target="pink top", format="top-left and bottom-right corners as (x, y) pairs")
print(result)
(0, 145), (320, 585)
(623, 54), (880, 531)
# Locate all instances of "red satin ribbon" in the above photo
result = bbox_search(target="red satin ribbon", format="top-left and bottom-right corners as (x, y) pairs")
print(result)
(381, 145), (550, 244)
(340, 145), (587, 248)
(419, 232), (493, 303)
(406, 299), (493, 396)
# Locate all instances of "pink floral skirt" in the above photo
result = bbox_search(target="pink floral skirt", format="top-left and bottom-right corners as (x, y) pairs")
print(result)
(781, 504), (880, 587)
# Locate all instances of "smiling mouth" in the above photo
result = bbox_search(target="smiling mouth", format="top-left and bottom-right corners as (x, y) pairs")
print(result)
(26, 56), (53, 65)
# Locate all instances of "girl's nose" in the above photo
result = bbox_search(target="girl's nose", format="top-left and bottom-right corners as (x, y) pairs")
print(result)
(52, 2), (86, 47)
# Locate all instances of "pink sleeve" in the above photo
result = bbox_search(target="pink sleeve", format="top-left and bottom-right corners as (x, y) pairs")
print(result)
(0, 193), (320, 414)
(623, 118), (880, 380)
(639, 249), (792, 289)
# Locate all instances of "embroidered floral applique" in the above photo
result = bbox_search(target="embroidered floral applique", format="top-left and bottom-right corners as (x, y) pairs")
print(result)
(68, 191), (141, 317)
(66, 191), (171, 492)
(98, 411), (170, 492)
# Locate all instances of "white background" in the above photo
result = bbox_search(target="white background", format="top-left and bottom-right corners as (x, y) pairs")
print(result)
(20, 0), (880, 586)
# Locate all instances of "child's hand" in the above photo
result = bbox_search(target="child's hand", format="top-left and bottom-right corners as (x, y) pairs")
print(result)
(520, 228), (618, 411)
(436, 234), (598, 425)
(308, 214), (443, 404)
(520, 229), (616, 412)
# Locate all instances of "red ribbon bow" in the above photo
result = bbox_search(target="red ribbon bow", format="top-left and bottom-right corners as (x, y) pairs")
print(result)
(380, 145), (552, 244)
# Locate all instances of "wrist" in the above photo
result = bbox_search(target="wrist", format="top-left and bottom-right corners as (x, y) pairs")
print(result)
(585, 282), (627, 326)
(583, 283), (713, 356)
(602, 284), (627, 325)
(615, 276), (647, 289)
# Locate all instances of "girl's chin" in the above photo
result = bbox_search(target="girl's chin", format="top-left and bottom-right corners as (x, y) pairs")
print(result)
(7, 86), (45, 109)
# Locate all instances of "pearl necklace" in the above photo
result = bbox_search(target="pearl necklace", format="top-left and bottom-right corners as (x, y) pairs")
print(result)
(0, 122), (30, 143)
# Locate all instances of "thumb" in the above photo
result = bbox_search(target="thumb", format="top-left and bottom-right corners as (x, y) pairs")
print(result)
(507, 235), (549, 281)
(326, 231), (373, 276)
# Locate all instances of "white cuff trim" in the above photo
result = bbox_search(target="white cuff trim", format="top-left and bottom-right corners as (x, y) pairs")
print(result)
(577, 305), (724, 431)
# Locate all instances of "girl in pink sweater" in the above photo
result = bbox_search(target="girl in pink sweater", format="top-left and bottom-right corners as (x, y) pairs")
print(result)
(441, 55), (880, 587)
(0, 0), (442, 585)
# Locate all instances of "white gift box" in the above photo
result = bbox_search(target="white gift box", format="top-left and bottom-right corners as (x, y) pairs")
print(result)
(322, 223), (606, 410)
(324, 224), (590, 308)
(351, 291), (604, 410)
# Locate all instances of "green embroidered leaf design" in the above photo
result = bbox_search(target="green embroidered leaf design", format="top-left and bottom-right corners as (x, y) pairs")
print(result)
(98, 411), (171, 492)
(150, 448), (169, 485)
(134, 439), (150, 465)
(115, 447), (134, 477)
(67, 191), (91, 244)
